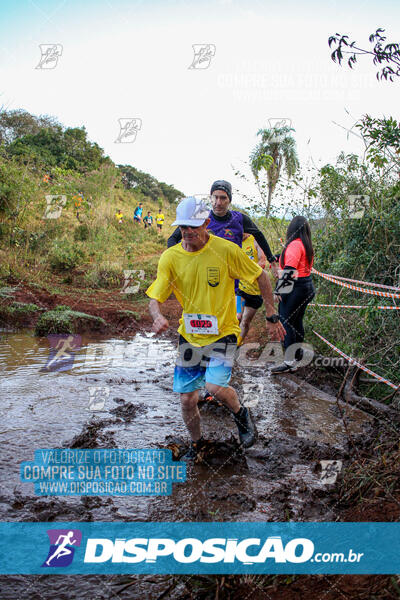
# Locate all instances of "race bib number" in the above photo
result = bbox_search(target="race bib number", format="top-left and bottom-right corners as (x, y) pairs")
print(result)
(183, 313), (219, 335)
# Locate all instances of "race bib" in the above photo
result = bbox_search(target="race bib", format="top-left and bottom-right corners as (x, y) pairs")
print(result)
(183, 313), (219, 335)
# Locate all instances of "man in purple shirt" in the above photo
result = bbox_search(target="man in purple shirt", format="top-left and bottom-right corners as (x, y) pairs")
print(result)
(168, 180), (278, 275)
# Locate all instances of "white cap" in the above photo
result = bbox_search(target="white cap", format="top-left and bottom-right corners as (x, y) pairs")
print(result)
(171, 196), (210, 227)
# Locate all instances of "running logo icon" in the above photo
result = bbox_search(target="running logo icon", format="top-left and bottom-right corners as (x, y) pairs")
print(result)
(115, 118), (142, 143)
(42, 334), (82, 372)
(36, 44), (63, 69)
(267, 119), (293, 143)
(188, 44), (216, 69)
(44, 195), (67, 219)
(42, 529), (82, 567)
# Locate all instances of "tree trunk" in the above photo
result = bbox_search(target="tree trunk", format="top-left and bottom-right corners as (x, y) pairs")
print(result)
(266, 184), (273, 218)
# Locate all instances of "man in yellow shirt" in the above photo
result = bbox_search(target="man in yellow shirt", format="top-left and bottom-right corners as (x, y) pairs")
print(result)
(146, 197), (285, 460)
(237, 233), (266, 342)
(156, 209), (165, 232)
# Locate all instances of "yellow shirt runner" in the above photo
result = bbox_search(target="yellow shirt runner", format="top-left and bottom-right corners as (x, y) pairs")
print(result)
(239, 234), (261, 296)
(146, 233), (262, 346)
(156, 213), (164, 225)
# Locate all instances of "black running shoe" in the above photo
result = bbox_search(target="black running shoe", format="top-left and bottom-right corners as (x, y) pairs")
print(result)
(233, 406), (257, 448)
(270, 361), (297, 374)
(181, 437), (206, 461)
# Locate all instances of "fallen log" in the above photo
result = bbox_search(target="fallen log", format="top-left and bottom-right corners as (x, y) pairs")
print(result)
(276, 373), (371, 418)
(343, 368), (400, 424)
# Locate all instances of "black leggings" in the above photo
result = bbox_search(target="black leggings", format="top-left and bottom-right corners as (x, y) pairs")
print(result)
(278, 276), (315, 352)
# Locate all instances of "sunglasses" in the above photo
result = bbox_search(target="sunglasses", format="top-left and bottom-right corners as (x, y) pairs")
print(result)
(180, 224), (201, 230)
(211, 194), (229, 200)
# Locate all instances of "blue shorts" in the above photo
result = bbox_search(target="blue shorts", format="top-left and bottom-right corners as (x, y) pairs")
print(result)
(236, 294), (245, 314)
(173, 334), (237, 394)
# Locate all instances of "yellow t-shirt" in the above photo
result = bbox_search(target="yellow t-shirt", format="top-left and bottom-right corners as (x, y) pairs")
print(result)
(156, 213), (164, 224)
(115, 211), (123, 220)
(239, 235), (261, 296)
(146, 233), (262, 346)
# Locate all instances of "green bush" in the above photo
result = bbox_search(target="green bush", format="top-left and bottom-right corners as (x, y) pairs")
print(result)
(74, 224), (90, 241)
(49, 239), (84, 272)
(0, 301), (42, 326)
(83, 263), (123, 288)
(0, 156), (38, 216)
(35, 308), (105, 336)
(28, 231), (47, 251)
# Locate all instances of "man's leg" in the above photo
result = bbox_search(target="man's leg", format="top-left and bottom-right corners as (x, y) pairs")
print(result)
(174, 336), (205, 444)
(180, 390), (202, 441)
(205, 336), (257, 448)
(205, 382), (240, 412)
(239, 306), (257, 343)
(206, 382), (256, 448)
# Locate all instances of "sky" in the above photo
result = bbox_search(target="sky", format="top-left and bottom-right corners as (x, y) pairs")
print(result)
(0, 0), (399, 205)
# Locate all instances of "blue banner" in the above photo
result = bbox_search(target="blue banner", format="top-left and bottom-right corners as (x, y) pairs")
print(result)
(0, 522), (399, 574)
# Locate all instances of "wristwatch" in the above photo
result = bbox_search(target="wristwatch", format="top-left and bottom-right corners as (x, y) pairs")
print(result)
(266, 314), (280, 324)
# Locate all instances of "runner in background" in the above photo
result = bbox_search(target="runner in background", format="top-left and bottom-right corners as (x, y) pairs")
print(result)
(134, 203), (143, 224)
(115, 209), (124, 224)
(237, 233), (266, 342)
(73, 192), (84, 221)
(156, 208), (165, 232)
(271, 215), (315, 374)
(147, 197), (285, 460)
(143, 211), (153, 229)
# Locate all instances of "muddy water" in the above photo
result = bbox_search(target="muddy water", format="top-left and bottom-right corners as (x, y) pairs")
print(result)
(0, 330), (371, 598)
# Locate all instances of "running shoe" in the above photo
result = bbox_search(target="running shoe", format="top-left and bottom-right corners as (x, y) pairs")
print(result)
(181, 437), (206, 461)
(270, 361), (298, 374)
(233, 406), (257, 448)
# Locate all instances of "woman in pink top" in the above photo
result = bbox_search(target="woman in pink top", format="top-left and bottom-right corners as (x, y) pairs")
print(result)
(271, 216), (315, 373)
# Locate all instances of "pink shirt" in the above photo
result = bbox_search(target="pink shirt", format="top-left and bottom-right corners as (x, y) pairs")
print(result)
(280, 238), (313, 277)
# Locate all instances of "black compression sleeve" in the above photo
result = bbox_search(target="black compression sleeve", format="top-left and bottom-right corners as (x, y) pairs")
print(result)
(241, 214), (276, 262)
(167, 227), (182, 248)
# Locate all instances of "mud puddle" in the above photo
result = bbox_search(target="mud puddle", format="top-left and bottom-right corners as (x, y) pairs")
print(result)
(0, 330), (372, 598)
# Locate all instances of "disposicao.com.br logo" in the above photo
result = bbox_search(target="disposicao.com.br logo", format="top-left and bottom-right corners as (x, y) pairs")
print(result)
(82, 536), (363, 565)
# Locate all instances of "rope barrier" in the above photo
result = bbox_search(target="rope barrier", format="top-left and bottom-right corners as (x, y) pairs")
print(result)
(309, 303), (400, 310)
(312, 330), (399, 391)
(312, 268), (400, 300)
(313, 271), (400, 291)
(276, 238), (399, 389)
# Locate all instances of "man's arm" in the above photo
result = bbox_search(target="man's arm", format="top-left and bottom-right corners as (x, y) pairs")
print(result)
(241, 214), (275, 263)
(256, 271), (286, 342)
(254, 239), (266, 269)
(167, 227), (182, 248)
(149, 299), (169, 334)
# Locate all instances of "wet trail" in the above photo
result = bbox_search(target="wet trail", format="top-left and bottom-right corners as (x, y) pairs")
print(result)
(0, 330), (372, 598)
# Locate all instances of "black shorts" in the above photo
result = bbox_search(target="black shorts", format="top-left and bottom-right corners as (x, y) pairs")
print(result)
(238, 290), (263, 310)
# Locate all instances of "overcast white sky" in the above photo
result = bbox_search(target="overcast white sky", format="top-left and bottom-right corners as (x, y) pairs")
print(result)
(0, 0), (399, 205)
